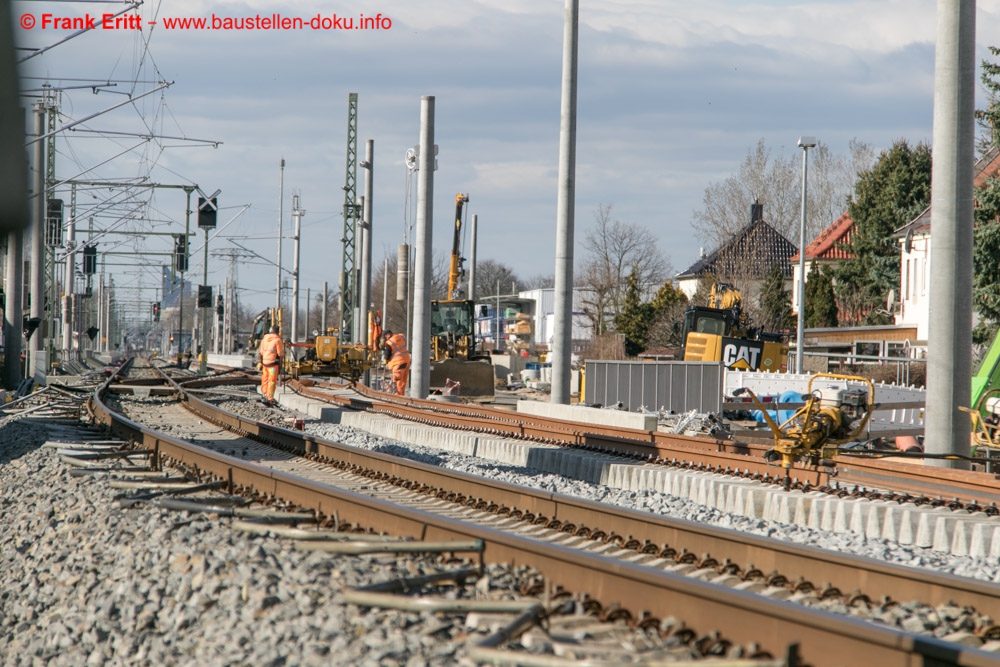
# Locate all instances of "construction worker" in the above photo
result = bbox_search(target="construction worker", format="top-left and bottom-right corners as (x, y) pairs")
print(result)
(258, 325), (284, 406)
(381, 329), (410, 396)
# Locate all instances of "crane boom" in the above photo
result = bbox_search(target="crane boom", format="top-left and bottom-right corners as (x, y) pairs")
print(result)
(447, 193), (469, 299)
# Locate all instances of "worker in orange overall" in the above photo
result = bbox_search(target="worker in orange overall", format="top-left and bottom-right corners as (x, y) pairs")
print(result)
(381, 329), (410, 396)
(257, 325), (284, 406)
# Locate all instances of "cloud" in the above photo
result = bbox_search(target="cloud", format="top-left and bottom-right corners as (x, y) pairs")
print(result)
(13, 0), (1000, 315)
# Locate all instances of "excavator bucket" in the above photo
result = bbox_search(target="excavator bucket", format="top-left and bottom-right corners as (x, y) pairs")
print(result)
(430, 358), (495, 399)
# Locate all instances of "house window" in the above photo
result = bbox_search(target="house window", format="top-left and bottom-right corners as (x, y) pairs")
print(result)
(904, 261), (910, 299)
(886, 342), (909, 359)
(854, 341), (882, 360)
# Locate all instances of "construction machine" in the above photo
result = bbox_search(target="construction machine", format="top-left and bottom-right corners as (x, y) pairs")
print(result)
(733, 373), (875, 488)
(680, 282), (788, 372)
(248, 307), (374, 381)
(429, 193), (495, 398)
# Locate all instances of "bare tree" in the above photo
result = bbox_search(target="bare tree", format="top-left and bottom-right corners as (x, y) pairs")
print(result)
(578, 204), (671, 335)
(692, 138), (876, 249)
(471, 259), (522, 300)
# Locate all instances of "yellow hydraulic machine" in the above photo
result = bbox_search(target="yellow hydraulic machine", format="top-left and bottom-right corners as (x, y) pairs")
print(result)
(429, 193), (495, 398)
(733, 373), (875, 488)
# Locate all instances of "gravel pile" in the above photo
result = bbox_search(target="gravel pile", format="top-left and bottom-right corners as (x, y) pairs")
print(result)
(4, 408), (780, 666)
(0, 415), (547, 666)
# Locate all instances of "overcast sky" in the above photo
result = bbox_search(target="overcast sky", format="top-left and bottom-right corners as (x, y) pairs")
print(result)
(14, 0), (1000, 315)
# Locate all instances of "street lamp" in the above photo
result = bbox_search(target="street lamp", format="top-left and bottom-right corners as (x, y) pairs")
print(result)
(795, 136), (817, 375)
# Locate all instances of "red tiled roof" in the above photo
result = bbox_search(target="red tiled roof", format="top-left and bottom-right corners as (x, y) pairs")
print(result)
(788, 212), (855, 263)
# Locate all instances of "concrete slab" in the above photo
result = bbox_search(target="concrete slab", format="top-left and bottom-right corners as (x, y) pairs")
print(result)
(515, 400), (657, 431)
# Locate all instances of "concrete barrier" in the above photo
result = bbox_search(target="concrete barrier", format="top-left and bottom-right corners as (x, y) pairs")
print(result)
(515, 400), (657, 431)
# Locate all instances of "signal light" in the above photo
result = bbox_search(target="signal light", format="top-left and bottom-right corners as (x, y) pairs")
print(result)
(153, 302), (161, 322)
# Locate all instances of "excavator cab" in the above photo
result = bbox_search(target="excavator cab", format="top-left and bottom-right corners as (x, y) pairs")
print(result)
(680, 283), (787, 372)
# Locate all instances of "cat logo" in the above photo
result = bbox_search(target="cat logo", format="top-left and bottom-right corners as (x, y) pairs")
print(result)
(722, 337), (764, 370)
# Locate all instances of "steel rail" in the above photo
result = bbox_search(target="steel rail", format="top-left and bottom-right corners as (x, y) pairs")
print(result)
(294, 377), (1000, 507)
(82, 366), (1000, 666)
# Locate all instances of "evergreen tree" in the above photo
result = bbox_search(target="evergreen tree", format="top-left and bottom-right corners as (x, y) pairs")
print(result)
(613, 267), (653, 356)
(757, 263), (792, 332)
(804, 261), (839, 328)
(974, 176), (1000, 325)
(646, 281), (690, 350)
(976, 46), (1000, 155)
(832, 140), (931, 325)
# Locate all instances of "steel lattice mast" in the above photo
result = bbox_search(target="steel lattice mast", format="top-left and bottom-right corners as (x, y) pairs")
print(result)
(339, 93), (359, 343)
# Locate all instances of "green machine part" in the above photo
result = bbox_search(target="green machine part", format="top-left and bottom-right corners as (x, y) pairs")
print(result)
(972, 328), (1000, 408)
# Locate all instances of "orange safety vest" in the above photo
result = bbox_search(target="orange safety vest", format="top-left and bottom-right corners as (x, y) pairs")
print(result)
(260, 333), (284, 366)
(384, 333), (410, 370)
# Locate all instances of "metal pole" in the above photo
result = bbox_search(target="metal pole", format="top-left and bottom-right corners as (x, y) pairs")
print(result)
(468, 214), (478, 302)
(551, 0), (579, 404)
(179, 189), (191, 359)
(291, 195), (303, 344)
(199, 227), (208, 374)
(360, 140), (374, 347)
(62, 213), (75, 355)
(353, 195), (364, 343)
(322, 281), (328, 333)
(276, 158), (284, 315)
(382, 257), (388, 331)
(4, 230), (23, 388)
(925, 0), (976, 468)
(305, 287), (310, 340)
(29, 102), (45, 381)
(410, 96), (435, 399)
(795, 137), (815, 375)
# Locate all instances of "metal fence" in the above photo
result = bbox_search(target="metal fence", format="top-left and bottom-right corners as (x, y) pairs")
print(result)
(584, 361), (724, 413)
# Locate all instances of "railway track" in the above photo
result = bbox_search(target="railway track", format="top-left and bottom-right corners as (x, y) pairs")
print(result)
(288, 376), (1000, 509)
(83, 361), (1000, 666)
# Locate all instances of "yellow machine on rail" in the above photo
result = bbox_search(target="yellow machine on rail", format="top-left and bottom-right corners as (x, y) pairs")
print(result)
(248, 308), (375, 381)
(681, 283), (788, 372)
(733, 373), (875, 486)
(429, 193), (495, 398)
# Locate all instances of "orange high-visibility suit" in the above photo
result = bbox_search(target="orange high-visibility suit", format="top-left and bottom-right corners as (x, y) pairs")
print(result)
(383, 333), (410, 396)
(259, 332), (284, 403)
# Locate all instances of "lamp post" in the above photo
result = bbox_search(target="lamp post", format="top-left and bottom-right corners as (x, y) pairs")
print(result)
(795, 136), (817, 375)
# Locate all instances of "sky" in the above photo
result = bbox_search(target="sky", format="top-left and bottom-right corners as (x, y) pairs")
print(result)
(13, 0), (1000, 317)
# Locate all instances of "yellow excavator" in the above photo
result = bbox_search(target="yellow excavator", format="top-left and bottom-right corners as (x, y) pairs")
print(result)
(680, 282), (788, 372)
(429, 193), (495, 398)
(248, 307), (374, 381)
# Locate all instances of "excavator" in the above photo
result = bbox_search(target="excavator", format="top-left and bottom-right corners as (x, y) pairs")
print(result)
(248, 307), (374, 381)
(680, 282), (788, 372)
(429, 193), (495, 398)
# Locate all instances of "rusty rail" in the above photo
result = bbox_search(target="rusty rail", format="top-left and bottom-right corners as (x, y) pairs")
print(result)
(80, 367), (1000, 666)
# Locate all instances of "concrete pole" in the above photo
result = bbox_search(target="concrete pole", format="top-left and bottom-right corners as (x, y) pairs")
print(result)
(468, 214), (478, 302)
(291, 195), (303, 344)
(276, 158), (285, 315)
(4, 230), (23, 387)
(353, 195), (365, 343)
(322, 281), (328, 333)
(62, 214), (75, 355)
(359, 140), (374, 347)
(29, 103), (44, 379)
(551, 0), (579, 405)
(382, 257), (388, 330)
(925, 0), (976, 467)
(410, 96), (435, 399)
